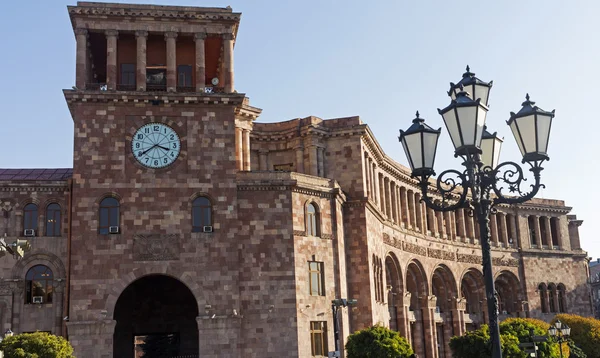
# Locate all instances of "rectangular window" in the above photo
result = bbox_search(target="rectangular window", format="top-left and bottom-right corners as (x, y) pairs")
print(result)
(309, 261), (324, 296)
(310, 321), (328, 357)
(120, 63), (136, 85)
(177, 65), (193, 87)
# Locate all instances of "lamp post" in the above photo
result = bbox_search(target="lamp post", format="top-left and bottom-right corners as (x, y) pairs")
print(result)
(398, 66), (555, 358)
(331, 298), (357, 357)
(548, 320), (570, 358)
(0, 233), (31, 260)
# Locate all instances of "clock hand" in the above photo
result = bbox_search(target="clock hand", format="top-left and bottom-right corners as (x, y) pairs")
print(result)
(141, 144), (158, 155)
(157, 145), (170, 151)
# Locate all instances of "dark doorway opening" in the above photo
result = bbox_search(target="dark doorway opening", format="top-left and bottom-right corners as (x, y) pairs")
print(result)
(113, 275), (199, 358)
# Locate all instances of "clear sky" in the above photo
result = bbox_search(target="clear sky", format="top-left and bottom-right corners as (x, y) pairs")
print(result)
(1, 1), (599, 257)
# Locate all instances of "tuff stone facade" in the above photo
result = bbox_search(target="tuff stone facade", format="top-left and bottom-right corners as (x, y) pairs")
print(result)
(0, 2), (593, 358)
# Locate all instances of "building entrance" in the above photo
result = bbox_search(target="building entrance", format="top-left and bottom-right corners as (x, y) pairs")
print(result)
(113, 275), (199, 358)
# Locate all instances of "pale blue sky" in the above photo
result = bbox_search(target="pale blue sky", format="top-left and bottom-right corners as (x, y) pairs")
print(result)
(1, 1), (599, 256)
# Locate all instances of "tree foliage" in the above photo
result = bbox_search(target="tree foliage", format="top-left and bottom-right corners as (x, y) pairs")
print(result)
(499, 317), (563, 357)
(0, 332), (75, 358)
(553, 314), (600, 358)
(448, 324), (521, 358)
(345, 325), (414, 358)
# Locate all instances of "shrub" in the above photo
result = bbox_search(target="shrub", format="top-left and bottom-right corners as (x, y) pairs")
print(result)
(553, 314), (600, 358)
(448, 324), (522, 358)
(345, 325), (413, 358)
(499, 317), (563, 357)
(0, 331), (75, 358)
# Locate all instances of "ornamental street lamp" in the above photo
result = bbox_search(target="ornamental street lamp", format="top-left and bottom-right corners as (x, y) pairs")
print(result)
(0, 234), (31, 260)
(331, 298), (357, 357)
(398, 66), (555, 358)
(548, 320), (570, 358)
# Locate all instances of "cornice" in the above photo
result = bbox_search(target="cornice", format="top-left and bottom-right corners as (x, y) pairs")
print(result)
(234, 103), (262, 122)
(67, 5), (241, 23)
(0, 183), (69, 193)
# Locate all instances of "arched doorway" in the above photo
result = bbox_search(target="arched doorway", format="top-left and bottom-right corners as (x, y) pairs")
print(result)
(406, 260), (428, 358)
(113, 275), (199, 358)
(431, 265), (457, 358)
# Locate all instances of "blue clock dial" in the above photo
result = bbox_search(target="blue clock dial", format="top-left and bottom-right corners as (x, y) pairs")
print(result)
(132, 123), (181, 168)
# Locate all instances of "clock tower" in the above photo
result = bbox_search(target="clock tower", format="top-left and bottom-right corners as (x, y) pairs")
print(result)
(63, 2), (261, 357)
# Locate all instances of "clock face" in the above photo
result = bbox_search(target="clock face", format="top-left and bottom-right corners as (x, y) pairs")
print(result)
(131, 123), (181, 168)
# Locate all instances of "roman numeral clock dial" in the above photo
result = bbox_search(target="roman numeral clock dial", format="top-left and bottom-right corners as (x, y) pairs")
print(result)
(131, 123), (181, 168)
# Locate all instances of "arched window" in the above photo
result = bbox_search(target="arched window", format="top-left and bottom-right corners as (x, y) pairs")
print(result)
(23, 203), (38, 235)
(548, 283), (557, 313)
(557, 284), (567, 313)
(25, 265), (53, 304)
(192, 196), (212, 232)
(538, 283), (548, 313)
(45, 203), (61, 237)
(306, 203), (319, 237)
(99, 197), (120, 234)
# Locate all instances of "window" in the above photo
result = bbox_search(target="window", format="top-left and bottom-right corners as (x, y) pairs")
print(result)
(548, 284), (557, 313)
(120, 63), (136, 85)
(45, 203), (61, 237)
(25, 265), (53, 304)
(192, 196), (212, 232)
(99, 197), (120, 234)
(309, 261), (324, 296)
(557, 284), (567, 313)
(23, 203), (38, 234)
(177, 65), (193, 87)
(538, 283), (548, 313)
(310, 321), (328, 357)
(306, 203), (319, 237)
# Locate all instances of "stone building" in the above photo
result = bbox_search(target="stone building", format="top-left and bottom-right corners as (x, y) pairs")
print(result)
(0, 2), (592, 358)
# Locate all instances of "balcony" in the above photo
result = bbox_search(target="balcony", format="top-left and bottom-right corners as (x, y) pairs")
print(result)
(84, 83), (227, 94)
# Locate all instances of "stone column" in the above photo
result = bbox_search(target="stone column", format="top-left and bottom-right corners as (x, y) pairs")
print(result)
(309, 146), (319, 176)
(235, 128), (243, 170)
(75, 28), (88, 89)
(222, 33), (235, 93)
(135, 30), (148, 91)
(407, 192), (415, 230)
(105, 30), (118, 90)
(421, 296), (438, 358)
(373, 167), (380, 207)
(394, 185), (401, 225)
(296, 146), (305, 173)
(499, 213), (509, 247)
(242, 129), (251, 170)
(436, 210), (446, 238)
(533, 215), (542, 248)
(258, 150), (268, 170)
(401, 188), (409, 228)
(456, 208), (466, 241)
(383, 178), (390, 219)
(165, 31), (178, 92)
(466, 214), (476, 244)
(194, 32), (206, 92)
(544, 216), (553, 249)
(451, 298), (467, 338)
(400, 293), (411, 344)
(317, 147), (325, 177)
(490, 214), (499, 247)
(428, 208), (438, 236)
(446, 211), (455, 240)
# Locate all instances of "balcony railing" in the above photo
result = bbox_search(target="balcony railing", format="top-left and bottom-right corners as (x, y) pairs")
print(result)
(117, 83), (136, 91)
(85, 82), (107, 91)
(82, 83), (227, 94)
(146, 83), (167, 92)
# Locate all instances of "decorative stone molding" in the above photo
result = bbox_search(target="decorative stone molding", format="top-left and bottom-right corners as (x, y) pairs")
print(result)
(68, 6), (241, 22)
(74, 28), (88, 36)
(457, 253), (482, 265)
(133, 234), (179, 261)
(492, 257), (520, 267)
(402, 241), (427, 257)
(164, 31), (178, 39)
(194, 32), (207, 40)
(320, 233), (333, 240)
(292, 230), (306, 236)
(135, 30), (148, 38)
(222, 33), (234, 40)
(105, 30), (119, 37)
(428, 247), (456, 261)
(0, 282), (12, 296)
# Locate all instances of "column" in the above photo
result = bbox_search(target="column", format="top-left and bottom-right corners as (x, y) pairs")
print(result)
(394, 185), (401, 225)
(383, 178), (390, 219)
(258, 150), (268, 170)
(436, 210), (445, 238)
(456, 208), (466, 241)
(544, 216), (553, 249)
(235, 128), (243, 170)
(373, 166), (380, 207)
(165, 31), (178, 92)
(135, 30), (148, 91)
(105, 30), (118, 90)
(466, 214), (476, 244)
(242, 129), (251, 170)
(401, 187), (409, 228)
(222, 33), (235, 93)
(407, 191), (415, 229)
(499, 213), (509, 247)
(296, 146), (305, 173)
(534, 215), (543, 248)
(490, 214), (499, 247)
(446, 211), (454, 240)
(194, 32), (206, 92)
(75, 28), (88, 89)
(421, 296), (438, 358)
(317, 147), (325, 177)
(428, 208), (438, 236)
(451, 298), (466, 338)
(309, 146), (318, 176)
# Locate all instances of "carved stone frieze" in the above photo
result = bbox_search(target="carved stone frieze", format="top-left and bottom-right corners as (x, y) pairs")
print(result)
(457, 253), (482, 265)
(0, 282), (12, 296)
(402, 241), (427, 257)
(292, 230), (306, 236)
(427, 248), (456, 261)
(133, 234), (179, 261)
(492, 257), (520, 267)
(383, 234), (402, 250)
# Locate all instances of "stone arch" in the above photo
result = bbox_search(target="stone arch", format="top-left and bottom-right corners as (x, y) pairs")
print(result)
(431, 264), (458, 313)
(385, 253), (403, 332)
(405, 259), (428, 309)
(460, 268), (485, 319)
(113, 274), (199, 357)
(538, 282), (549, 313)
(495, 270), (520, 315)
(12, 250), (66, 280)
(105, 268), (202, 319)
(95, 191), (123, 206)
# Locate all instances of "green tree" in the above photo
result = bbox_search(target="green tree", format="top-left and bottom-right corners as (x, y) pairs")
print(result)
(499, 317), (563, 357)
(448, 324), (522, 358)
(553, 314), (600, 358)
(345, 325), (413, 358)
(0, 332), (75, 358)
